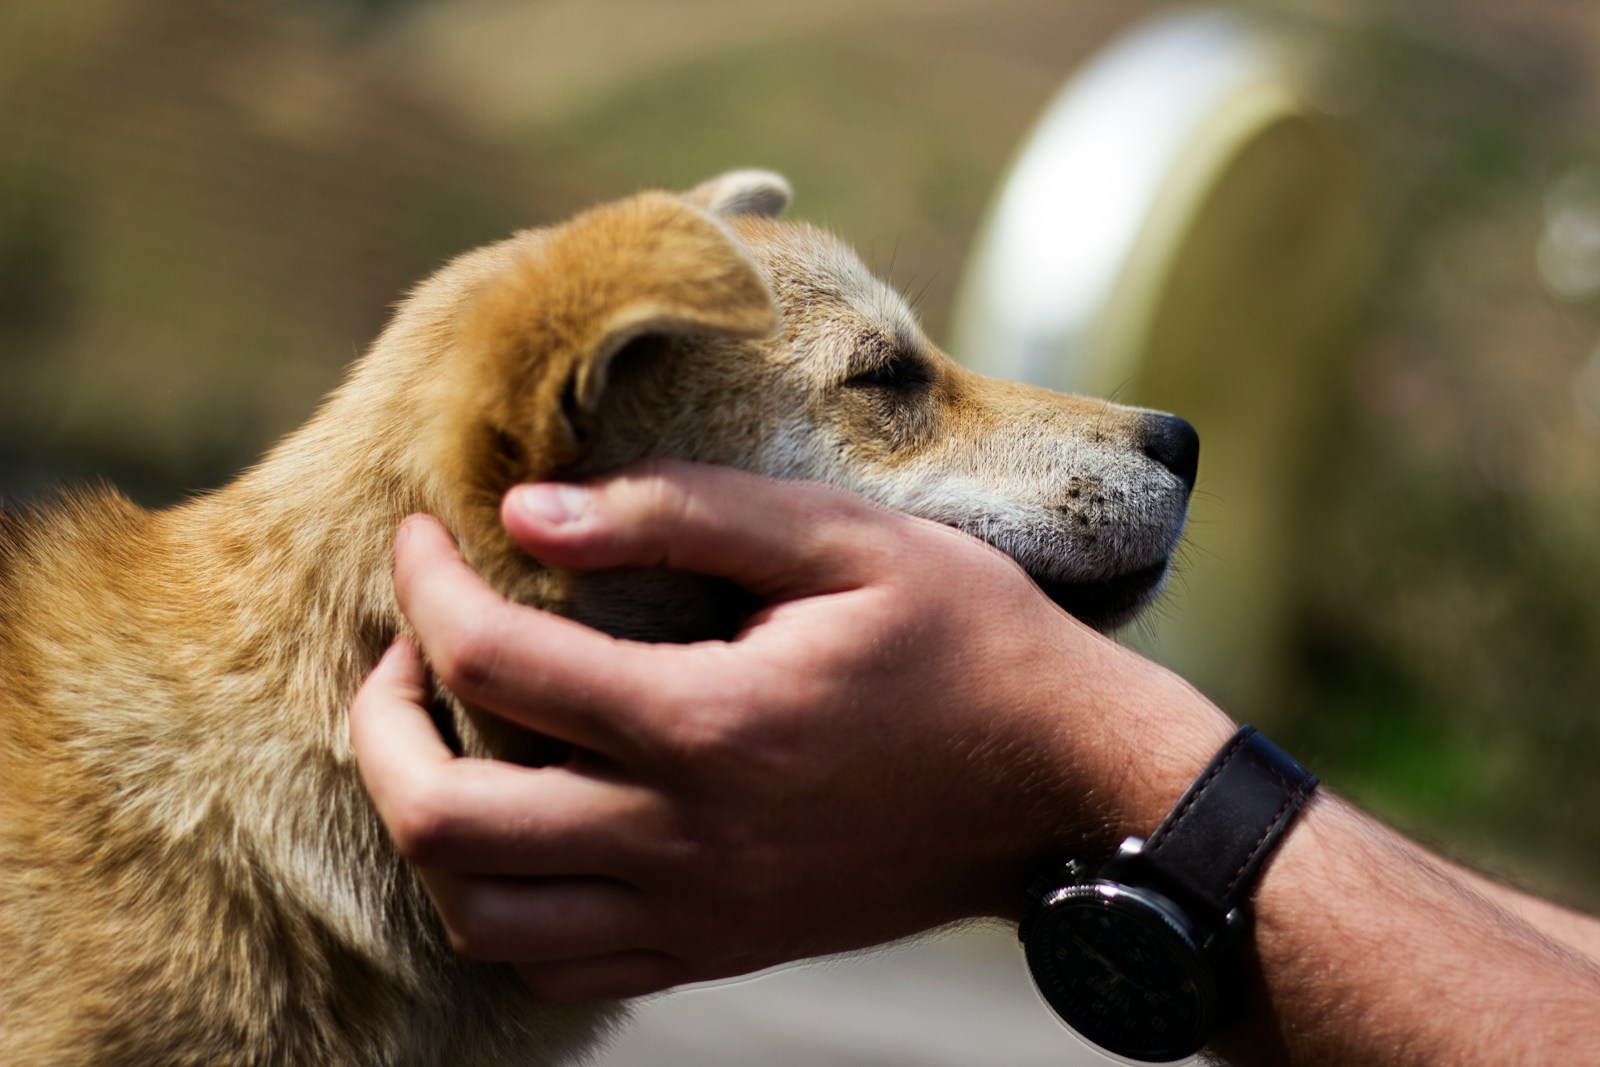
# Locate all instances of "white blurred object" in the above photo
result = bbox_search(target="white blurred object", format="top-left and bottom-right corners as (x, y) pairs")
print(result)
(950, 11), (1294, 394)
(1538, 164), (1600, 303)
(951, 9), (1374, 715)
(1536, 164), (1600, 431)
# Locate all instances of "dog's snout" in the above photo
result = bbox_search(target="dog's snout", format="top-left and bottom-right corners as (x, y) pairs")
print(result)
(1140, 414), (1200, 491)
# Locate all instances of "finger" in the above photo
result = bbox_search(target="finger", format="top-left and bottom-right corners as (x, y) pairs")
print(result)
(420, 873), (658, 964)
(500, 459), (913, 599)
(349, 636), (454, 795)
(353, 692), (674, 876)
(351, 636), (676, 874)
(385, 766), (677, 878)
(514, 951), (688, 1002)
(391, 515), (689, 753)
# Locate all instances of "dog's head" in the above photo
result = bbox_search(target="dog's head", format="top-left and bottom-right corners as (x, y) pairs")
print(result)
(417, 172), (1196, 634)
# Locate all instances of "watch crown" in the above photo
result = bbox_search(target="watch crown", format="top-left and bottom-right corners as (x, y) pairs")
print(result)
(1024, 859), (1084, 904)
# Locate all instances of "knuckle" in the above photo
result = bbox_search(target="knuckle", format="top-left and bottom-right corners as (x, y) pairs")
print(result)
(671, 676), (805, 763)
(431, 617), (504, 698)
(656, 694), (745, 767)
(443, 909), (499, 961)
(386, 786), (459, 867)
(630, 463), (694, 561)
(426, 880), (504, 961)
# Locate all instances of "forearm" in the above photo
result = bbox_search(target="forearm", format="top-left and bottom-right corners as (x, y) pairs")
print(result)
(1446, 861), (1600, 969)
(1039, 662), (1600, 1065)
(1212, 794), (1600, 1066)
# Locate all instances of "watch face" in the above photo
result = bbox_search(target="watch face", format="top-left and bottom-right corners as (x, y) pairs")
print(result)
(1025, 882), (1217, 1062)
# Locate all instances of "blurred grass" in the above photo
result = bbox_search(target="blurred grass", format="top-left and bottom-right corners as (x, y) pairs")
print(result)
(1, 0), (1598, 909)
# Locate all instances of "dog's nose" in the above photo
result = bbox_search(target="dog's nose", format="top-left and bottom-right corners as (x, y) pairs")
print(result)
(1140, 414), (1200, 491)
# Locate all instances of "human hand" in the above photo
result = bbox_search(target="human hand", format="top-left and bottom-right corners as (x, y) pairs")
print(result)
(349, 461), (1233, 1000)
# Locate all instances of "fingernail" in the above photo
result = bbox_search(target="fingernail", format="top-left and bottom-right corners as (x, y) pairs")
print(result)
(511, 483), (589, 527)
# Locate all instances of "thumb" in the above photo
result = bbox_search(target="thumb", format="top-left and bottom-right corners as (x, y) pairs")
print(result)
(500, 460), (911, 600)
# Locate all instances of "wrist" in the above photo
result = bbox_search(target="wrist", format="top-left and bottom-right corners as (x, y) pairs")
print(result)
(1107, 665), (1240, 842)
(1021, 725), (1320, 1062)
(980, 637), (1233, 922)
(1054, 639), (1238, 853)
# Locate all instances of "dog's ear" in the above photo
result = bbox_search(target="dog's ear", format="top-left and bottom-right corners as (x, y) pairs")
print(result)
(684, 170), (792, 218)
(440, 191), (776, 510)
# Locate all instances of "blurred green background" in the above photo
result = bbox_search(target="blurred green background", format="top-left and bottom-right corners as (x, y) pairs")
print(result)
(3, 0), (1598, 931)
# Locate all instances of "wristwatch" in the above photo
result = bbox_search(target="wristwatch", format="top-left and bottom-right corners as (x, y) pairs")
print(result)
(1020, 725), (1318, 1062)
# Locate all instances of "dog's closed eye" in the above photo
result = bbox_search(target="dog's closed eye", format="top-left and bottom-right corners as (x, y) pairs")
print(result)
(846, 355), (931, 393)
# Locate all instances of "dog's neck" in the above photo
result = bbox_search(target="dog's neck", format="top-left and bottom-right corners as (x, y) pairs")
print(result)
(169, 423), (427, 750)
(167, 343), (735, 761)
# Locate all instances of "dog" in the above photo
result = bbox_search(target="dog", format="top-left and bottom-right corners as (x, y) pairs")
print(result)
(0, 171), (1199, 1066)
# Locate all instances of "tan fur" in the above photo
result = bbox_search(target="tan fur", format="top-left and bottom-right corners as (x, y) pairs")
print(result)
(0, 172), (1196, 1066)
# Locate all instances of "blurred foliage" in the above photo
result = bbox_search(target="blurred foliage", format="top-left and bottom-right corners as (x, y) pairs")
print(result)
(0, 0), (534, 500)
(0, 0), (1597, 909)
(1275, 13), (1600, 904)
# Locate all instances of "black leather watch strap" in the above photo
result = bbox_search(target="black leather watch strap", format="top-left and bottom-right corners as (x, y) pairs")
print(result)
(1142, 726), (1319, 916)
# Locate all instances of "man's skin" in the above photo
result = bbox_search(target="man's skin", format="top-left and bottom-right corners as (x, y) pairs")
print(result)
(349, 461), (1600, 1065)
